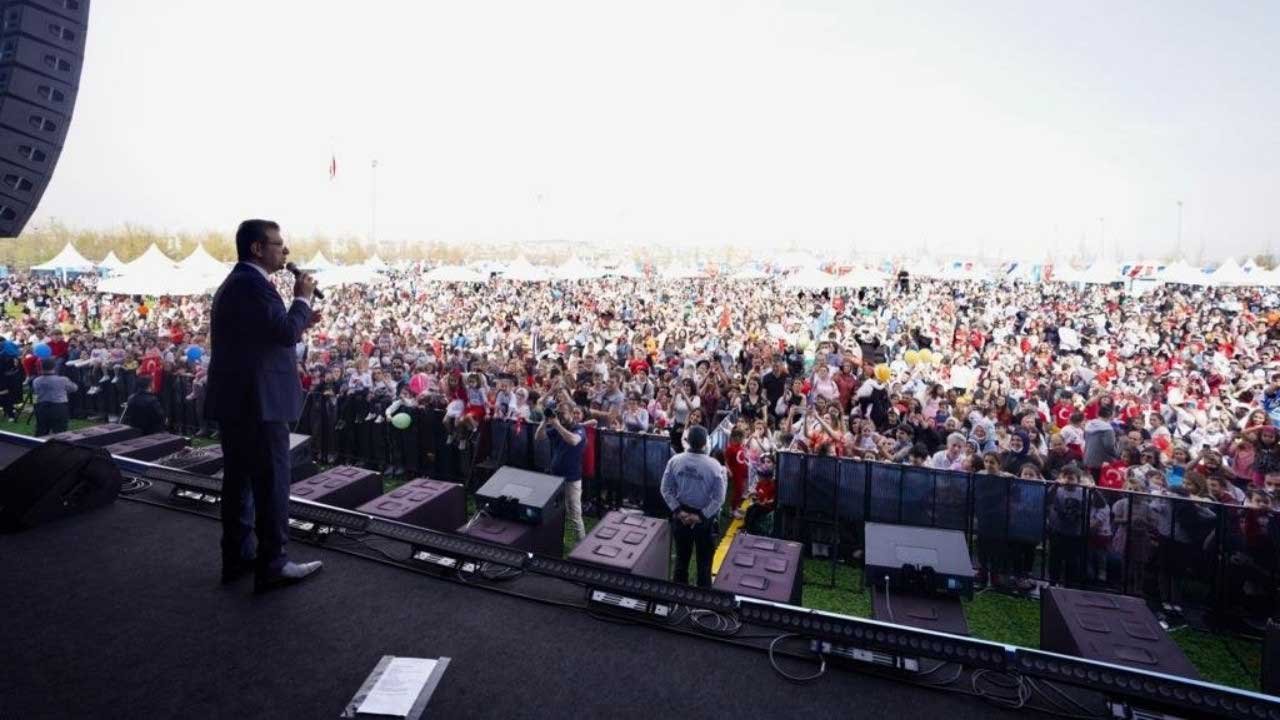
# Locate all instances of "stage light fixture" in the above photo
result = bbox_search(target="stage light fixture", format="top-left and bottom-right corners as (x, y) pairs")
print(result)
(1014, 649), (1280, 720)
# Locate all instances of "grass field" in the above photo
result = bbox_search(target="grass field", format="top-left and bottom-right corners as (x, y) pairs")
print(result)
(5, 420), (1265, 691)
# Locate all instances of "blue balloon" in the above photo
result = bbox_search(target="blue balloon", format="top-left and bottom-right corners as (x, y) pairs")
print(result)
(1, 340), (17, 357)
(186, 346), (204, 362)
(33, 343), (51, 359)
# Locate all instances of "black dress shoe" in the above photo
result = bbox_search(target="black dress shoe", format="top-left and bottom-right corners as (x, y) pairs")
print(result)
(254, 560), (323, 594)
(221, 559), (255, 585)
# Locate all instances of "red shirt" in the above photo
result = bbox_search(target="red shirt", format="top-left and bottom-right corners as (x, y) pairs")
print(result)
(48, 340), (68, 358)
(753, 476), (776, 509)
(724, 442), (748, 484)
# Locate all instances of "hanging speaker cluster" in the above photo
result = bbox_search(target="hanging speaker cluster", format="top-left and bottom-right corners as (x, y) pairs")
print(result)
(0, 0), (89, 237)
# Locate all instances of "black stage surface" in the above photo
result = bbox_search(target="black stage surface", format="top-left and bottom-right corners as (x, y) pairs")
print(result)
(0, 496), (1032, 719)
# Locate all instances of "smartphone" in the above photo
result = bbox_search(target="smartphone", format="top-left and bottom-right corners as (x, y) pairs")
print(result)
(1168, 466), (1185, 488)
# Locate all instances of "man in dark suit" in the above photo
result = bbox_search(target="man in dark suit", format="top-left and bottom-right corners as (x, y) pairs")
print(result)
(206, 219), (322, 593)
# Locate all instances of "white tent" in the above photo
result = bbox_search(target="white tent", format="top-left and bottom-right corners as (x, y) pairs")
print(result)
(31, 243), (97, 273)
(502, 256), (551, 282)
(1211, 257), (1253, 286)
(1159, 259), (1213, 285)
(96, 271), (219, 296)
(554, 256), (604, 280)
(730, 267), (770, 281)
(122, 244), (180, 275)
(782, 267), (840, 289)
(304, 251), (338, 271)
(424, 265), (487, 283)
(1242, 257), (1260, 274)
(314, 265), (384, 288)
(830, 266), (891, 288)
(362, 254), (389, 272)
(97, 250), (126, 274)
(177, 244), (229, 281)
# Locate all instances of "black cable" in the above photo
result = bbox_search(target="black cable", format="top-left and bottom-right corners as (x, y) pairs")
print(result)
(767, 634), (826, 683)
(120, 477), (153, 495)
(1024, 677), (1105, 719)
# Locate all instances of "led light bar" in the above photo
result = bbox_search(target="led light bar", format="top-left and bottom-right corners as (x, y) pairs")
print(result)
(288, 498), (369, 532)
(737, 598), (1010, 671)
(1014, 648), (1280, 720)
(524, 555), (737, 611)
(366, 516), (527, 569)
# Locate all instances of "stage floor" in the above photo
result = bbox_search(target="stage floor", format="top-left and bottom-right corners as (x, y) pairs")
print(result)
(0, 495), (1030, 719)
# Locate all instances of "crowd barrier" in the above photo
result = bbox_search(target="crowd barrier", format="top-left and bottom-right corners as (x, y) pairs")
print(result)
(50, 367), (1277, 624)
(775, 450), (1278, 623)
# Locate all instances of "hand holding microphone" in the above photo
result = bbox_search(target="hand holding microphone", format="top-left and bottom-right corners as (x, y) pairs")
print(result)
(285, 262), (324, 301)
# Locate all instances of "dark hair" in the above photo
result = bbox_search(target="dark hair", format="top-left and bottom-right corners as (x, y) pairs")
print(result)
(235, 219), (280, 262)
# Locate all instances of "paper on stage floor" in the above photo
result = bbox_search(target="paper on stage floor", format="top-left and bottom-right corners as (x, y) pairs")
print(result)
(356, 657), (437, 717)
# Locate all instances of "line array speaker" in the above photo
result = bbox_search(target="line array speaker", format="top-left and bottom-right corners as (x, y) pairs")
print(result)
(0, 0), (90, 236)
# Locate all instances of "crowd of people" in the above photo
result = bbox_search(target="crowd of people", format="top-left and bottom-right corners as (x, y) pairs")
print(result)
(2, 262), (1278, 598)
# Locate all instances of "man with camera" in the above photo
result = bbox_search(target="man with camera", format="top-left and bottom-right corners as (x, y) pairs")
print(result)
(536, 397), (587, 541)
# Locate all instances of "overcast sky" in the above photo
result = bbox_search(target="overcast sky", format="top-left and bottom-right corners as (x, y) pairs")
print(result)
(31, 0), (1280, 260)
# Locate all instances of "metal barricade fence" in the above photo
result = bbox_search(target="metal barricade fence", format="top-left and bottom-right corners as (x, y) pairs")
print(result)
(772, 450), (1278, 624)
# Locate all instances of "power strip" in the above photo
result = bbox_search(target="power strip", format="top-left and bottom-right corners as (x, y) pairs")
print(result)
(589, 589), (673, 618)
(411, 548), (477, 575)
(811, 639), (920, 672)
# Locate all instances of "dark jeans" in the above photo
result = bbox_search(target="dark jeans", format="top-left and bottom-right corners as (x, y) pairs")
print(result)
(672, 514), (715, 588)
(34, 401), (69, 437)
(219, 421), (292, 575)
(1049, 532), (1086, 586)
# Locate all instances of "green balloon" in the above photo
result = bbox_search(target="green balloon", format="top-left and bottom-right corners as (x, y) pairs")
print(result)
(391, 413), (412, 430)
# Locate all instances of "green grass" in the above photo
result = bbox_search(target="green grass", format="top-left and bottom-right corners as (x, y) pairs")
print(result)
(0, 415), (99, 437)
(790, 559), (1262, 691)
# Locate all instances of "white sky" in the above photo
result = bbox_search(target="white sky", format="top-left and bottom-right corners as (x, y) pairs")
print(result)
(31, 0), (1280, 260)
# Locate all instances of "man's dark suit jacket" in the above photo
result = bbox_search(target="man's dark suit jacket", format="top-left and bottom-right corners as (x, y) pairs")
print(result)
(205, 262), (311, 424)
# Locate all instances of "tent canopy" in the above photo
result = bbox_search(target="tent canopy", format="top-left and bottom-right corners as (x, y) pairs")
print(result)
(362, 254), (389, 272)
(830, 266), (890, 288)
(31, 243), (97, 273)
(177, 244), (229, 280)
(502, 256), (551, 282)
(97, 250), (126, 272)
(314, 265), (384, 287)
(782, 266), (840, 289)
(96, 271), (219, 296)
(122, 244), (180, 276)
(424, 265), (487, 283)
(554, 256), (603, 280)
(303, 251), (338, 271)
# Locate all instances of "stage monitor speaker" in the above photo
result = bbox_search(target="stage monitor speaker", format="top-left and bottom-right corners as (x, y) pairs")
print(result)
(0, 439), (122, 531)
(1264, 618), (1280, 696)
(0, 0), (90, 237)
(1040, 587), (1200, 680)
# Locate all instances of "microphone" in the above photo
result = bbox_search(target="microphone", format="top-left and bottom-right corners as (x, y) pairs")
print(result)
(284, 262), (324, 301)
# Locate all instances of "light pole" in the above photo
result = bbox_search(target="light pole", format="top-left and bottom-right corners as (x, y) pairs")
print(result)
(371, 159), (379, 248)
(1176, 200), (1183, 258)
